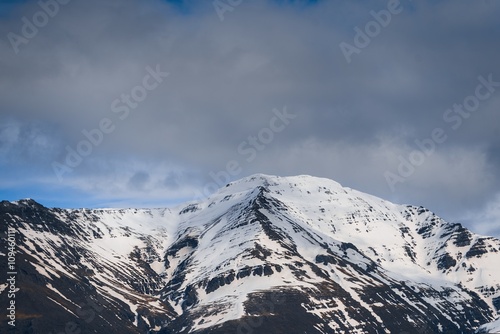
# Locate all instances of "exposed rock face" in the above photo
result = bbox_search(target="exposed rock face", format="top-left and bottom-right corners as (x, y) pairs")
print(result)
(0, 174), (499, 333)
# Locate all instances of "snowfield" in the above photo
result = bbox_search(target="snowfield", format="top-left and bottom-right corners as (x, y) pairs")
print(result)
(0, 174), (499, 333)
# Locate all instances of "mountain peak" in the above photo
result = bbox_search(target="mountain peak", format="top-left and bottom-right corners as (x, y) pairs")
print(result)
(216, 173), (346, 201)
(1, 175), (499, 333)
(2, 198), (43, 208)
(228, 173), (343, 188)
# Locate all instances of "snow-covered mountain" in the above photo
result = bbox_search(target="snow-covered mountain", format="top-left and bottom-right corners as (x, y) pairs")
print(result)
(1, 174), (499, 333)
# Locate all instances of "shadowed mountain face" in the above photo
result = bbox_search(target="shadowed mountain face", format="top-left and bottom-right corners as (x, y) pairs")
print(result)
(0, 174), (499, 333)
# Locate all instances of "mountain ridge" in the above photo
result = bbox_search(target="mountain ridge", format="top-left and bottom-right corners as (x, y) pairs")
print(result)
(1, 174), (499, 333)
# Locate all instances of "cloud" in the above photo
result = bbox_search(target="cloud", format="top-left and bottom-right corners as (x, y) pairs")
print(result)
(0, 0), (499, 236)
(127, 171), (150, 191)
(0, 119), (61, 165)
(462, 194), (500, 238)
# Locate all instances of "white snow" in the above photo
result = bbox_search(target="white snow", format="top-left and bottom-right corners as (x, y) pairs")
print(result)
(7, 173), (500, 332)
(478, 317), (500, 333)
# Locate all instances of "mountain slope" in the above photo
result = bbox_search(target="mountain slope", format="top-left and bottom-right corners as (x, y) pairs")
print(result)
(0, 174), (499, 333)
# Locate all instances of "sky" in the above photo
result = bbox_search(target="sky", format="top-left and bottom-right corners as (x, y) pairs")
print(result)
(0, 0), (499, 237)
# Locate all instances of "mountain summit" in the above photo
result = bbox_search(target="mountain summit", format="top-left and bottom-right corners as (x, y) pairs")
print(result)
(1, 174), (499, 333)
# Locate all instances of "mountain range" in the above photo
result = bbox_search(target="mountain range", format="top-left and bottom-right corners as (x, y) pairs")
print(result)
(1, 174), (499, 333)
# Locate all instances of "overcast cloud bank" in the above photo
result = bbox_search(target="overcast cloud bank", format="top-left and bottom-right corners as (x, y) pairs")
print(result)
(0, 0), (499, 237)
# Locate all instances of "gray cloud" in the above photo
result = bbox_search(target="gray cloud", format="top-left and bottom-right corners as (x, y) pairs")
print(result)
(128, 171), (150, 191)
(0, 0), (499, 236)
